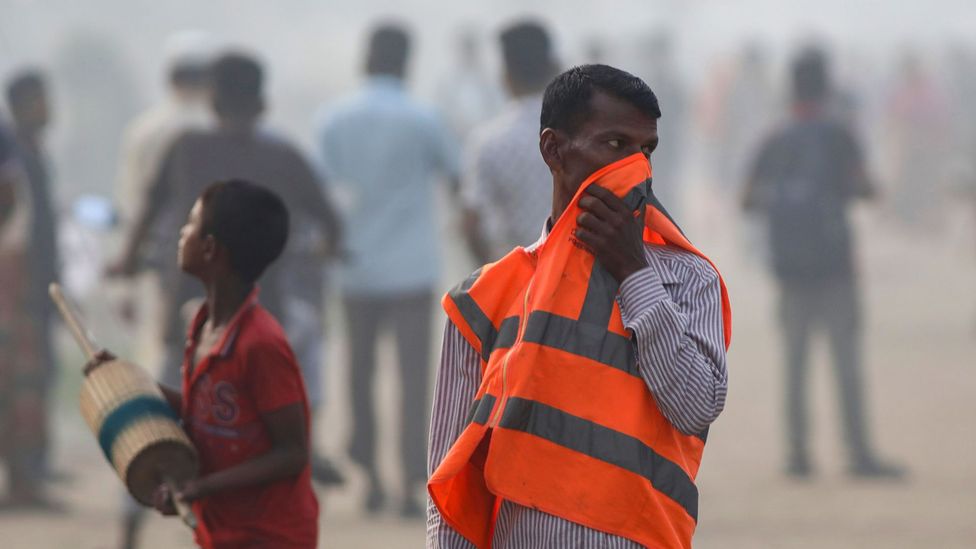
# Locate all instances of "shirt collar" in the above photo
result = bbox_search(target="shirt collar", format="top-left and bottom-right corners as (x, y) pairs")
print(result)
(187, 285), (261, 360)
(366, 74), (405, 90)
(524, 218), (552, 252)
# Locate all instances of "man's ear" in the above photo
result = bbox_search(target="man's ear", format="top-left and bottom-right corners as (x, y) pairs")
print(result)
(539, 127), (562, 174)
(202, 234), (219, 263)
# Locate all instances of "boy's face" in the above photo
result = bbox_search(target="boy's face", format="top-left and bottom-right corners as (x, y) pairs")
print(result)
(178, 199), (215, 277)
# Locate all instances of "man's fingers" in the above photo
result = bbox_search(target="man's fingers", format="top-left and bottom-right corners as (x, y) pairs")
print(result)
(576, 212), (614, 236)
(573, 228), (603, 253)
(585, 185), (629, 213)
(578, 194), (615, 221)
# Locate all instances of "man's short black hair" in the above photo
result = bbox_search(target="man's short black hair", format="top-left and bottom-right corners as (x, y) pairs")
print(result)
(499, 20), (555, 91)
(199, 179), (289, 283)
(211, 53), (263, 117)
(366, 24), (410, 77)
(792, 47), (830, 103)
(540, 64), (661, 135)
(6, 69), (45, 111)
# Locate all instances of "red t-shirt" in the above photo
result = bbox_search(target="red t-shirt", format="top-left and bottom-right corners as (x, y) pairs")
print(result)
(181, 289), (318, 549)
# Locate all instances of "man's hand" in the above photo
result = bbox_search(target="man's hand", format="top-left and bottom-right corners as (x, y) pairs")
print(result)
(575, 185), (648, 283)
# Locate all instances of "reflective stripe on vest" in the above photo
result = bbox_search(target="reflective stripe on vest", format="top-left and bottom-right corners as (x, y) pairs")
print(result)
(431, 153), (732, 549)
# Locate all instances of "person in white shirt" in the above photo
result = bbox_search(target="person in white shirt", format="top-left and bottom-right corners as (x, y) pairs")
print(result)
(461, 21), (559, 264)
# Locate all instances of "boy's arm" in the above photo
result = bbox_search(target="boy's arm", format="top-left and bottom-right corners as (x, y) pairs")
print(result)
(177, 403), (308, 502)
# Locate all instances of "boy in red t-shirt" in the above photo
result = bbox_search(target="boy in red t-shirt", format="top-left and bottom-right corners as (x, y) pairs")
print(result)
(97, 179), (319, 547)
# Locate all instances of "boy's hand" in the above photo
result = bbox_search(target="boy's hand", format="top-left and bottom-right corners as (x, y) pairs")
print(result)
(151, 483), (177, 516)
(175, 479), (204, 502)
(152, 478), (204, 517)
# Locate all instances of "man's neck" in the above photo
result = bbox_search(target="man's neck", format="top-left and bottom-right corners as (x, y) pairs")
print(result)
(793, 100), (825, 120)
(205, 276), (254, 328)
(171, 87), (204, 105)
(218, 117), (257, 135)
(550, 177), (571, 225)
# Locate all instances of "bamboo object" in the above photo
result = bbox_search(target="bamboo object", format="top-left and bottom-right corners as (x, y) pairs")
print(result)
(49, 284), (200, 526)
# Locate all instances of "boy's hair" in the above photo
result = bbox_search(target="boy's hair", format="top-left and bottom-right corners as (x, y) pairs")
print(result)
(540, 64), (661, 135)
(199, 179), (289, 283)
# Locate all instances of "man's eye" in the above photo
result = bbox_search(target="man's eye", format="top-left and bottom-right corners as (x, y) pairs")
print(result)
(608, 139), (621, 148)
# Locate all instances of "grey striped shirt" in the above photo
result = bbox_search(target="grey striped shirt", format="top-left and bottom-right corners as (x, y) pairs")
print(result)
(426, 240), (729, 548)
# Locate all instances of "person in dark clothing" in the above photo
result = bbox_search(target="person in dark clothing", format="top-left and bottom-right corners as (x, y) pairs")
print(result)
(5, 71), (63, 506)
(114, 52), (342, 379)
(743, 47), (905, 480)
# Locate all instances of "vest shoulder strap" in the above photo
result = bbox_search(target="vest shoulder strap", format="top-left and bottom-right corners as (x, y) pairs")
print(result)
(442, 249), (534, 362)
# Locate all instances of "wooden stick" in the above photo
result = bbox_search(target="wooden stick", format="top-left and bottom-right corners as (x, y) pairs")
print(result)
(48, 283), (99, 360)
(164, 477), (199, 531)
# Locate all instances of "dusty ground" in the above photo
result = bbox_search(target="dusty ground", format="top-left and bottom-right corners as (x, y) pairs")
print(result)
(2, 198), (974, 548)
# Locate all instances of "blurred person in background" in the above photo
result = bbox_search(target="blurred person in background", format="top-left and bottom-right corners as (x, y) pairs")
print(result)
(722, 45), (778, 261)
(6, 70), (66, 494)
(882, 52), (951, 231)
(55, 32), (140, 197)
(315, 23), (460, 517)
(640, 30), (688, 222)
(0, 111), (62, 511)
(110, 31), (215, 549)
(110, 52), (342, 547)
(944, 45), (976, 167)
(115, 31), (215, 249)
(743, 47), (905, 479)
(435, 27), (503, 143)
(722, 44), (777, 191)
(461, 20), (559, 264)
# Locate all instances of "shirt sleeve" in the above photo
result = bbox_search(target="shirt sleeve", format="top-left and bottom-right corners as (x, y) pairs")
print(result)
(314, 109), (342, 182)
(459, 137), (487, 209)
(837, 126), (869, 199)
(745, 134), (778, 194)
(284, 147), (336, 225)
(245, 339), (306, 414)
(616, 246), (729, 436)
(426, 321), (481, 549)
(0, 122), (15, 168)
(427, 114), (462, 181)
(139, 138), (179, 234)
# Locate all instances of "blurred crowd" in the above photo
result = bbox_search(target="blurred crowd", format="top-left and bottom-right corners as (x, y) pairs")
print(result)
(1, 13), (975, 549)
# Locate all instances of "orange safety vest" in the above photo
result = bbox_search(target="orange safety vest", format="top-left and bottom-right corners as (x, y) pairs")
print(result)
(429, 153), (732, 548)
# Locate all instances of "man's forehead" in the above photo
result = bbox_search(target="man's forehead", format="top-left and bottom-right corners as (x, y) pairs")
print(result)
(582, 91), (658, 134)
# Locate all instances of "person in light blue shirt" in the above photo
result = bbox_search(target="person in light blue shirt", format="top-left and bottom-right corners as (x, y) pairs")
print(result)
(315, 23), (460, 518)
